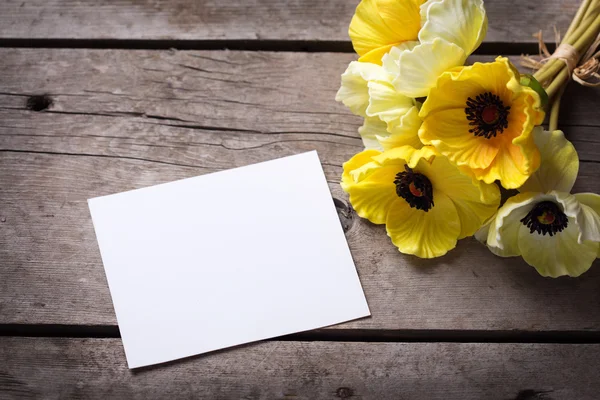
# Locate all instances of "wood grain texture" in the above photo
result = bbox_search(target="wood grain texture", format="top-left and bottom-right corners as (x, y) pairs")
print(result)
(2, 338), (600, 400)
(0, 0), (580, 45)
(1, 49), (600, 331)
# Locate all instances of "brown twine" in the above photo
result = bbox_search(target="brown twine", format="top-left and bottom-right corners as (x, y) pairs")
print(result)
(521, 30), (600, 87)
(573, 33), (600, 87)
(553, 44), (579, 74)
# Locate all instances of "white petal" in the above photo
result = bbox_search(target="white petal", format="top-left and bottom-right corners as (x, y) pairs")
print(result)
(381, 41), (419, 77)
(573, 193), (600, 243)
(420, 0), (444, 23)
(376, 106), (423, 150)
(518, 216), (598, 278)
(419, 0), (487, 56)
(335, 61), (390, 117)
(491, 192), (543, 257)
(474, 216), (491, 244)
(393, 38), (467, 98)
(358, 117), (387, 151)
(520, 129), (579, 193)
(366, 80), (414, 123)
(475, 214), (513, 257)
(552, 191), (600, 244)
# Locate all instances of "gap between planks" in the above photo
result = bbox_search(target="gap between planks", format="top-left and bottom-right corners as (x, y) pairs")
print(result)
(2, 325), (600, 344)
(0, 38), (552, 56)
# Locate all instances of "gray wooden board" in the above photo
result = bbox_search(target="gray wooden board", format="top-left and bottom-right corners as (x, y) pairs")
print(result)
(0, 0), (581, 45)
(1, 49), (599, 330)
(1, 338), (599, 400)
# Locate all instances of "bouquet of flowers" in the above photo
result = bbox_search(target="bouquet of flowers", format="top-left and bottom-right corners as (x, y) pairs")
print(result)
(336, 0), (600, 277)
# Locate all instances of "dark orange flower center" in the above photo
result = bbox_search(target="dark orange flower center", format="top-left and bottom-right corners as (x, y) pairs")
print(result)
(394, 165), (434, 212)
(465, 92), (510, 139)
(521, 201), (568, 236)
(537, 211), (556, 225)
(481, 105), (500, 124)
(409, 182), (423, 197)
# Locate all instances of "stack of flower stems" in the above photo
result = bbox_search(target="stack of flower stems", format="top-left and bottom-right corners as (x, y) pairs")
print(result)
(534, 0), (600, 130)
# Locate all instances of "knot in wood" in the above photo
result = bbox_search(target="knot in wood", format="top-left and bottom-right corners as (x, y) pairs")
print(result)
(26, 94), (53, 111)
(333, 198), (354, 233)
(336, 387), (354, 398)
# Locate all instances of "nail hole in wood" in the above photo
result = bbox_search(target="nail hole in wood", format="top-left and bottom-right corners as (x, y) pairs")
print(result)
(514, 389), (554, 400)
(336, 387), (354, 398)
(26, 94), (53, 111)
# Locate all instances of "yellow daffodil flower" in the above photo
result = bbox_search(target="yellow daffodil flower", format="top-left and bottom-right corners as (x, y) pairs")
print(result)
(349, 0), (487, 97)
(476, 129), (600, 277)
(418, 57), (545, 189)
(342, 145), (500, 258)
(335, 60), (423, 150)
(349, 0), (424, 64)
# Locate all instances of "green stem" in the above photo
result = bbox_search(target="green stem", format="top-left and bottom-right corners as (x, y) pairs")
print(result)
(564, 0), (594, 40)
(545, 67), (569, 100)
(573, 12), (600, 50)
(548, 86), (565, 132)
(533, 1), (597, 82)
(533, 12), (600, 86)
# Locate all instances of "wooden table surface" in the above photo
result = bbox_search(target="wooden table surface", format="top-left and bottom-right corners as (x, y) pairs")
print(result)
(1, 1), (600, 399)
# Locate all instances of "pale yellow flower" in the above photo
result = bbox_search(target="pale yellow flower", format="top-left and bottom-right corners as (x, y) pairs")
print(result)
(335, 60), (422, 150)
(476, 129), (600, 277)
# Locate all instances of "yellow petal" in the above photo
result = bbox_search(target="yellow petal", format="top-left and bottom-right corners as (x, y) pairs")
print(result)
(350, 0), (423, 65)
(358, 117), (388, 150)
(373, 145), (437, 169)
(419, 155), (500, 238)
(350, 160), (382, 182)
(501, 89), (542, 177)
(385, 193), (460, 258)
(520, 129), (579, 193)
(346, 165), (403, 224)
(468, 146), (533, 189)
(419, 0), (487, 56)
(419, 57), (518, 119)
(335, 61), (389, 117)
(377, 106), (423, 150)
(341, 149), (381, 188)
(518, 216), (598, 277)
(417, 57), (543, 189)
(366, 80), (415, 123)
(418, 108), (499, 169)
(359, 45), (400, 65)
(394, 38), (467, 98)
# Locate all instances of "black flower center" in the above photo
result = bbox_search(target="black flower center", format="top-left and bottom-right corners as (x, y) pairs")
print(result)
(394, 165), (434, 212)
(520, 201), (568, 236)
(465, 92), (510, 139)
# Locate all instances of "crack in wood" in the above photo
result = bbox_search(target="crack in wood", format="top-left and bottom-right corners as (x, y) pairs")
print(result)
(0, 149), (211, 170)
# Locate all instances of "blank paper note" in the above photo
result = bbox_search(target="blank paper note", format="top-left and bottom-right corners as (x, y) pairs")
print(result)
(88, 151), (370, 368)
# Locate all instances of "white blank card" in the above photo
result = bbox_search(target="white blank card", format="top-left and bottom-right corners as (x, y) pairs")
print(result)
(88, 151), (370, 368)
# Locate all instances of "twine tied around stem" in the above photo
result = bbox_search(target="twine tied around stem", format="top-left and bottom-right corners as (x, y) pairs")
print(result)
(521, 30), (600, 87)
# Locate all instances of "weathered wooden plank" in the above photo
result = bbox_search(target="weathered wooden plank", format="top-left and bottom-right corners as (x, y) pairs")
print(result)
(1, 338), (599, 400)
(1, 49), (599, 331)
(0, 0), (580, 45)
